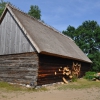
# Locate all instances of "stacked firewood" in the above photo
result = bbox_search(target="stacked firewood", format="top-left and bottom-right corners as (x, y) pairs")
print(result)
(62, 67), (72, 84)
(61, 62), (81, 84)
(54, 62), (81, 84)
(72, 62), (81, 78)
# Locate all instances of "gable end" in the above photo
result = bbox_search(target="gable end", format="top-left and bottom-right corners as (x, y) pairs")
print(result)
(0, 10), (36, 55)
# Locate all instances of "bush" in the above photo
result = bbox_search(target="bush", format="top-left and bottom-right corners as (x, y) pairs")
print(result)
(84, 71), (96, 80)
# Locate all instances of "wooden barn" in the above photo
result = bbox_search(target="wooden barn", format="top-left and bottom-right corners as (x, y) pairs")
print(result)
(0, 4), (92, 86)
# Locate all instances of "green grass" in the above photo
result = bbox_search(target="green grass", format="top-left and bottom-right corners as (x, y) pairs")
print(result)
(0, 81), (25, 91)
(57, 78), (100, 90)
(0, 79), (100, 92)
(0, 81), (48, 92)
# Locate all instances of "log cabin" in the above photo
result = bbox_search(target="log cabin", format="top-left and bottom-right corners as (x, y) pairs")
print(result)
(0, 4), (92, 86)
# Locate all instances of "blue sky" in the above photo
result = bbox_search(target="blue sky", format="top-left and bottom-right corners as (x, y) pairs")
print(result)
(4, 0), (100, 32)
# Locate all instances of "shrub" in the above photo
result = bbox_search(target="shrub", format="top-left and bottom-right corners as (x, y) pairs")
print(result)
(84, 71), (96, 80)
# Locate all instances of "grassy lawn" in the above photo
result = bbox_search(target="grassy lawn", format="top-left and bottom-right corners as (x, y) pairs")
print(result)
(0, 81), (48, 92)
(57, 78), (100, 90)
(0, 78), (100, 92)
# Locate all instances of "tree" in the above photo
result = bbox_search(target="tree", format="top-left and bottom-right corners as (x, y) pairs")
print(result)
(62, 25), (76, 41)
(28, 5), (41, 20)
(63, 20), (100, 71)
(0, 0), (6, 16)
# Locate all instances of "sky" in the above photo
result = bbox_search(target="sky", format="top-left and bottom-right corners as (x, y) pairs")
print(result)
(4, 0), (100, 32)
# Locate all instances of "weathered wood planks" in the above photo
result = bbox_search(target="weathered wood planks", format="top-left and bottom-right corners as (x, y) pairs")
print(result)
(37, 54), (91, 85)
(0, 11), (35, 55)
(0, 52), (91, 86)
(0, 52), (38, 86)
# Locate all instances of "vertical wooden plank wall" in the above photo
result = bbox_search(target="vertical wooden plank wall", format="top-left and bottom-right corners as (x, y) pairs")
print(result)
(0, 10), (35, 55)
(0, 52), (38, 86)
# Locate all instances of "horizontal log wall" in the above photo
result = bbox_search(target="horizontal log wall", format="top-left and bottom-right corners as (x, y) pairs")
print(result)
(37, 54), (91, 85)
(0, 52), (38, 86)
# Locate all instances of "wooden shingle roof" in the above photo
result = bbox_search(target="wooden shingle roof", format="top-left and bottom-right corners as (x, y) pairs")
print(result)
(0, 4), (92, 63)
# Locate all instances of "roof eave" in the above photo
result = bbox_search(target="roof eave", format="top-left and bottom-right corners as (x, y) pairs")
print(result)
(40, 51), (92, 64)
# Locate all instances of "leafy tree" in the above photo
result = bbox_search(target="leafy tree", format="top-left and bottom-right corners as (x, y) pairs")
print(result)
(28, 5), (41, 20)
(63, 20), (100, 71)
(0, 0), (6, 16)
(63, 25), (76, 40)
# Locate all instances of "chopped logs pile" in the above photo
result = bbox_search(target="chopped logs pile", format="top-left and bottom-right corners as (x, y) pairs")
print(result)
(60, 62), (81, 84)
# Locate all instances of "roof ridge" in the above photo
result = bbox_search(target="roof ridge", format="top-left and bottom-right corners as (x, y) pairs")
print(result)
(6, 3), (74, 42)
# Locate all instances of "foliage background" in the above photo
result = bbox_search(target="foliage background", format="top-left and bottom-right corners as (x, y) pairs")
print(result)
(63, 20), (100, 71)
